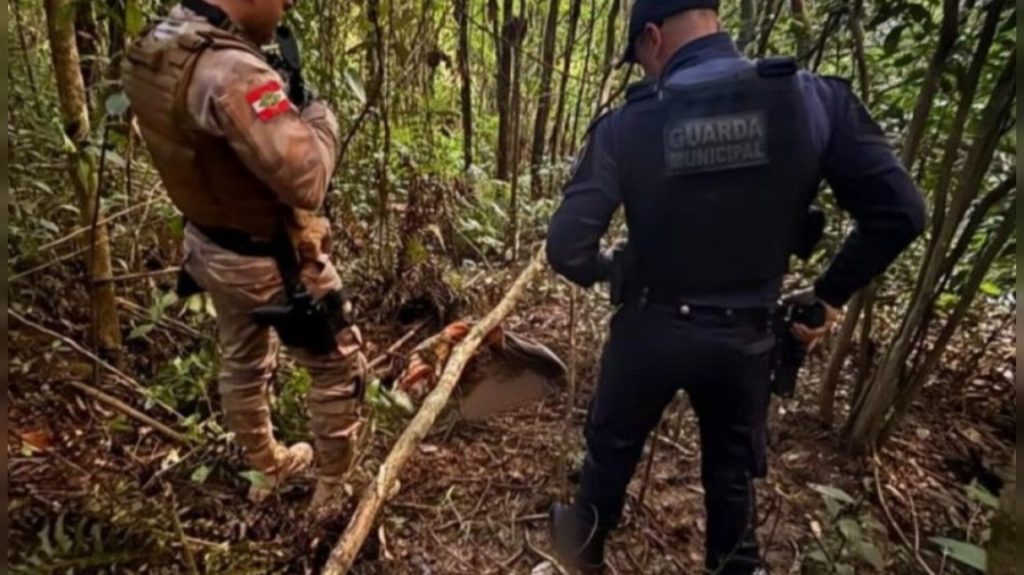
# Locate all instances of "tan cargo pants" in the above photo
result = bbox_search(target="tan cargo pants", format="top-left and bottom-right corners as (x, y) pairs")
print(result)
(183, 225), (365, 481)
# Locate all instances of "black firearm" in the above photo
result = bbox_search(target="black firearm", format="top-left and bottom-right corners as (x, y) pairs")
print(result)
(265, 26), (312, 108)
(769, 205), (828, 397)
(769, 295), (826, 397)
(251, 229), (353, 355)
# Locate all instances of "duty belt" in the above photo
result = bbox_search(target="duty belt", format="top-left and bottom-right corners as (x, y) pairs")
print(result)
(631, 288), (773, 325)
(193, 225), (277, 257)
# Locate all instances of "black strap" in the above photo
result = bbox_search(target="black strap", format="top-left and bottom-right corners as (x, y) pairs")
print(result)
(182, 0), (230, 28)
(268, 227), (306, 300)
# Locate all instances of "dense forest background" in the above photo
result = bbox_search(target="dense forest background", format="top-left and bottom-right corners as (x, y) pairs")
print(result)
(7, 0), (1017, 572)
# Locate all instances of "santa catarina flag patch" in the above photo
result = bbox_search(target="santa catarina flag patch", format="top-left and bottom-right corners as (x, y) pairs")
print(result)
(246, 81), (292, 121)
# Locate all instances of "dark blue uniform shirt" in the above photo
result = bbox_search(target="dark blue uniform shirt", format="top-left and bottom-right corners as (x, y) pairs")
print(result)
(546, 32), (925, 308)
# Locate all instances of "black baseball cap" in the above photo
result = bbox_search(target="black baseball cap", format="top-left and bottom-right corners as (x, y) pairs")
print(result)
(620, 0), (720, 64)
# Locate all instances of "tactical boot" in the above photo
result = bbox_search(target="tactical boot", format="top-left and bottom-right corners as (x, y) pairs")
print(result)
(248, 442), (314, 502)
(550, 503), (607, 573)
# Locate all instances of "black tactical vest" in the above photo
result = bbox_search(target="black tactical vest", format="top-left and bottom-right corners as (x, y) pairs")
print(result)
(618, 59), (821, 300)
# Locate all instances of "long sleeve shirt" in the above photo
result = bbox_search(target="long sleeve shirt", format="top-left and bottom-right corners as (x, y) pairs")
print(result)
(547, 32), (925, 308)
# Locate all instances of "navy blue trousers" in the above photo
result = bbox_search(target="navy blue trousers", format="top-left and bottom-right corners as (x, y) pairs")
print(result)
(576, 304), (773, 574)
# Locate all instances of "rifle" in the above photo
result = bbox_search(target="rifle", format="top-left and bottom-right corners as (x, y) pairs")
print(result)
(265, 26), (312, 108)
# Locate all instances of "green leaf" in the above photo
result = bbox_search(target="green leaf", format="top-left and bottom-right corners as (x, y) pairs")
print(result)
(239, 470), (272, 490)
(344, 71), (366, 104)
(979, 281), (1002, 296)
(191, 464), (212, 484)
(965, 480), (999, 509)
(930, 537), (987, 572)
(105, 92), (131, 117)
(838, 518), (863, 542)
(128, 323), (155, 340)
(810, 483), (856, 505)
(857, 541), (885, 570)
(126, 0), (145, 36)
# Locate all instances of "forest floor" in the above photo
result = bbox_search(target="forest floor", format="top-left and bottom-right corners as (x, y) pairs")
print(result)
(8, 255), (1015, 575)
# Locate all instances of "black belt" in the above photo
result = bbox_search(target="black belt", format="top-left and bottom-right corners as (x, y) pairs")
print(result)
(631, 289), (773, 325)
(193, 225), (278, 258)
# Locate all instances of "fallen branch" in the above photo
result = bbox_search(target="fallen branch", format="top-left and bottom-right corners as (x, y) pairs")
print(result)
(367, 320), (430, 371)
(322, 247), (546, 575)
(65, 379), (189, 444)
(873, 454), (937, 575)
(9, 309), (186, 421)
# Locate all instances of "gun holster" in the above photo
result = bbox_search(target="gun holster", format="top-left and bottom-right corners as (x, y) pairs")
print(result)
(608, 243), (635, 306)
(251, 230), (353, 356)
(769, 297), (826, 397)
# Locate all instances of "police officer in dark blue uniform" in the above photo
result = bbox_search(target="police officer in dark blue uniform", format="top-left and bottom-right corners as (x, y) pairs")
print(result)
(545, 1), (926, 573)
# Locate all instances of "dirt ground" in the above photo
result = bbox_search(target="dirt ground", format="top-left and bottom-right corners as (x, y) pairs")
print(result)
(8, 270), (1015, 574)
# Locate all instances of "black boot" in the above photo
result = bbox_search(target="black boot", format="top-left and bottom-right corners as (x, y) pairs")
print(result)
(549, 503), (606, 573)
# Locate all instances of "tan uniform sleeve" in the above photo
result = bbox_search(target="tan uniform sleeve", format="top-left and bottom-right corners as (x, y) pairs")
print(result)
(187, 48), (339, 211)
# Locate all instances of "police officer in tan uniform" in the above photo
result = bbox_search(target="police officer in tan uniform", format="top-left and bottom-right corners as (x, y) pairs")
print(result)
(123, 0), (365, 507)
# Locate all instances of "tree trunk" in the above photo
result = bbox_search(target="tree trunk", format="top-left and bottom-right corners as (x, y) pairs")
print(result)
(507, 8), (527, 257)
(880, 203), (1015, 444)
(44, 0), (122, 351)
(594, 0), (621, 111)
(899, 0), (959, 169)
(566, 0), (598, 156)
(927, 0), (1004, 253)
(495, 0), (515, 181)
(12, 0), (39, 95)
(789, 0), (814, 60)
(819, 291), (865, 426)
(549, 0), (583, 167)
(849, 0), (870, 102)
(455, 0), (474, 171)
(843, 55), (1016, 452)
(738, 0), (757, 54)
(755, 0), (783, 58)
(528, 0), (560, 199)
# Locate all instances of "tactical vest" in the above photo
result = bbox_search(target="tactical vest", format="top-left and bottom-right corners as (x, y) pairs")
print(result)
(124, 20), (283, 240)
(618, 59), (821, 299)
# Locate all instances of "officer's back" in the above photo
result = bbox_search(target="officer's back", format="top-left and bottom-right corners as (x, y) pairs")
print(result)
(544, 1), (924, 573)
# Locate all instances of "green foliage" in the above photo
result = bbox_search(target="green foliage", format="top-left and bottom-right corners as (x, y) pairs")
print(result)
(147, 347), (216, 411)
(930, 537), (987, 572)
(10, 511), (156, 574)
(272, 363), (312, 443)
(804, 483), (890, 573)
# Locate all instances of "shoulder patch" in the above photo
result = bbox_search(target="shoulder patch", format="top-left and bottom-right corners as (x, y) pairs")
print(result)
(246, 80), (292, 121)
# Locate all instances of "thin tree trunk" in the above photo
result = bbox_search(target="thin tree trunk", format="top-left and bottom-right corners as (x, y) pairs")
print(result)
(566, 0), (598, 155)
(44, 0), (122, 351)
(899, 0), (960, 169)
(549, 0), (583, 165)
(843, 56), (1016, 452)
(738, 0), (757, 54)
(937, 175), (1015, 284)
(880, 204), (1015, 444)
(755, 0), (783, 58)
(819, 291), (864, 426)
(595, 0), (621, 110)
(507, 6), (527, 258)
(849, 0), (870, 102)
(455, 0), (474, 171)
(852, 282), (878, 395)
(790, 0), (814, 61)
(926, 0), (1004, 253)
(529, 0), (560, 199)
(12, 0), (38, 95)
(495, 0), (515, 181)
